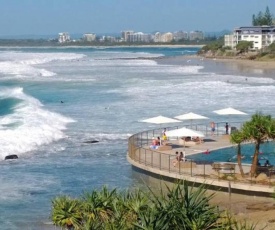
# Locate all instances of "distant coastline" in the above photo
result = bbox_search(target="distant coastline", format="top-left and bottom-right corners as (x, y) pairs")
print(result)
(0, 44), (204, 49)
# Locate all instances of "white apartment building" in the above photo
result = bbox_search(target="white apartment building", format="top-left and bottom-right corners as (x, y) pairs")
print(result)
(224, 34), (234, 48)
(121, 30), (134, 42)
(225, 26), (275, 50)
(83, 33), (96, 42)
(128, 32), (152, 43)
(58, 32), (70, 43)
(161, 32), (173, 42)
(153, 32), (161, 42)
(153, 32), (173, 43)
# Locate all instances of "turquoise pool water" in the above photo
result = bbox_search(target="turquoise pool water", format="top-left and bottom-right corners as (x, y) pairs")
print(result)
(188, 141), (275, 165)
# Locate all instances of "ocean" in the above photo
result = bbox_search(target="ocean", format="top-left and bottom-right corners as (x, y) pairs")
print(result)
(0, 46), (275, 229)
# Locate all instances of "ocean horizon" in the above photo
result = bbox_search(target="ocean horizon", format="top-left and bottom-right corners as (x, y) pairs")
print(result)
(0, 46), (275, 229)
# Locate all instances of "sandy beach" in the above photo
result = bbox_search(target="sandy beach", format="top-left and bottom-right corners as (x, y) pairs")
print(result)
(156, 54), (275, 80)
(207, 190), (275, 230)
(212, 57), (275, 70)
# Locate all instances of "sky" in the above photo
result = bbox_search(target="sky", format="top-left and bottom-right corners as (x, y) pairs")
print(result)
(0, 0), (275, 37)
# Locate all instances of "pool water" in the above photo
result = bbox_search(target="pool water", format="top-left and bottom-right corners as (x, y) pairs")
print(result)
(188, 141), (275, 166)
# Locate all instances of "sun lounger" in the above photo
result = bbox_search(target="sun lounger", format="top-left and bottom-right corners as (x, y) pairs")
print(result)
(157, 145), (172, 151)
(178, 139), (200, 146)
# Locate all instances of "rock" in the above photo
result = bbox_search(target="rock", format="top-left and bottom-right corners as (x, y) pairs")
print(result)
(83, 140), (99, 144)
(5, 154), (18, 160)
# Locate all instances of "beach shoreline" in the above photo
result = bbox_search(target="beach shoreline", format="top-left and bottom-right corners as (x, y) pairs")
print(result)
(179, 54), (275, 70)
(211, 57), (275, 70)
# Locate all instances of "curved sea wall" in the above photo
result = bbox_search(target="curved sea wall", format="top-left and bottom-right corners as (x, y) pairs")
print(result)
(127, 126), (275, 196)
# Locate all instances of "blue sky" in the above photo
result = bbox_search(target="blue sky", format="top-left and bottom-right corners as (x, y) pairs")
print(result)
(0, 0), (275, 37)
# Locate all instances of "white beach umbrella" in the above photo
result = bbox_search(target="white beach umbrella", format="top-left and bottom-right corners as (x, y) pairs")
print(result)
(165, 127), (204, 150)
(174, 112), (209, 127)
(213, 107), (247, 116)
(140, 115), (181, 125)
(165, 127), (204, 138)
(213, 107), (248, 133)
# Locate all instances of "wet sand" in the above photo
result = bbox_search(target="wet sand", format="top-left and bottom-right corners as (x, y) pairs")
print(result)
(156, 55), (275, 79)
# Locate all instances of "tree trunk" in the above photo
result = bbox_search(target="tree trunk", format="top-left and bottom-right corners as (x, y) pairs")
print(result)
(250, 141), (260, 176)
(237, 144), (245, 177)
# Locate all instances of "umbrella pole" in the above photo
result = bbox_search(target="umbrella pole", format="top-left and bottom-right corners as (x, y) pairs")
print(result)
(184, 139), (186, 152)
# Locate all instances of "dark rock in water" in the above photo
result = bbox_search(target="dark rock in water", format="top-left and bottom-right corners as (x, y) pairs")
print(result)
(83, 140), (99, 144)
(5, 154), (18, 160)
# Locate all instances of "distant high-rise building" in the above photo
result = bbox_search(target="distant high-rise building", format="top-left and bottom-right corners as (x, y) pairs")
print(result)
(128, 32), (152, 43)
(121, 30), (134, 42)
(153, 32), (162, 42)
(161, 32), (173, 43)
(153, 32), (173, 43)
(173, 31), (189, 41)
(58, 32), (70, 43)
(189, 31), (204, 40)
(83, 33), (96, 42)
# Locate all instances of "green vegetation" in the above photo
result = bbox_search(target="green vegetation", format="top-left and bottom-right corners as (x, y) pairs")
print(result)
(51, 181), (257, 229)
(199, 40), (275, 61)
(230, 131), (245, 177)
(252, 6), (274, 26)
(236, 41), (253, 53)
(230, 112), (275, 176)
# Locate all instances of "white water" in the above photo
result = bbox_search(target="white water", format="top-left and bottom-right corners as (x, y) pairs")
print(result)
(0, 47), (274, 229)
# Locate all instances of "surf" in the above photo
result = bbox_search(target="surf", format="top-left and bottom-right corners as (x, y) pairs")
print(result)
(0, 87), (74, 160)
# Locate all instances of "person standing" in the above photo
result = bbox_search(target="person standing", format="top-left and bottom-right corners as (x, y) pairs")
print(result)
(173, 151), (179, 167)
(162, 128), (167, 142)
(225, 122), (229, 135)
(210, 122), (215, 136)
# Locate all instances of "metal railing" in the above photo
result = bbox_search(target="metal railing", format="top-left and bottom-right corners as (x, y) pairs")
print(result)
(127, 123), (275, 187)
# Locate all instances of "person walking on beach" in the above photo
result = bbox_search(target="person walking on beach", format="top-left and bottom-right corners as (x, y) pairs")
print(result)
(225, 122), (229, 135)
(210, 122), (215, 136)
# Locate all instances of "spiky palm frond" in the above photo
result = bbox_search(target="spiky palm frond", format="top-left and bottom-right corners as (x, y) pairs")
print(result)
(51, 195), (83, 230)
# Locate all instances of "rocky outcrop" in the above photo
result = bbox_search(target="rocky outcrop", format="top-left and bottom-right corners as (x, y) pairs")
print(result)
(5, 154), (18, 160)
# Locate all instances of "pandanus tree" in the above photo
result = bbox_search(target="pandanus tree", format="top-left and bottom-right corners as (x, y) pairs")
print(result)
(51, 195), (83, 230)
(230, 130), (245, 177)
(241, 112), (275, 176)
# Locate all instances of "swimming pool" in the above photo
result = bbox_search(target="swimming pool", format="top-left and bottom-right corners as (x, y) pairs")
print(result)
(188, 141), (275, 166)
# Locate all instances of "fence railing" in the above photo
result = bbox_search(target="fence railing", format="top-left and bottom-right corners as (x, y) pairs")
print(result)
(128, 123), (275, 187)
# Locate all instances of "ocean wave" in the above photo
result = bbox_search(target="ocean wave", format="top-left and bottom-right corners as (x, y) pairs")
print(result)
(0, 51), (86, 78)
(0, 61), (56, 77)
(0, 87), (74, 159)
(83, 133), (132, 142)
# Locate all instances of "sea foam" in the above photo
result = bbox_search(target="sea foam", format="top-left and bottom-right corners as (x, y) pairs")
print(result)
(0, 87), (74, 160)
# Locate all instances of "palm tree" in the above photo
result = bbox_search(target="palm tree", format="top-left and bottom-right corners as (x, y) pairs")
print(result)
(51, 182), (258, 229)
(82, 186), (116, 226)
(134, 182), (221, 230)
(51, 195), (83, 230)
(230, 130), (245, 177)
(241, 112), (275, 176)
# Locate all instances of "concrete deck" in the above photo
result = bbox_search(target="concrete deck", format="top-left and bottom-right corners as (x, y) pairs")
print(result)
(128, 134), (275, 196)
